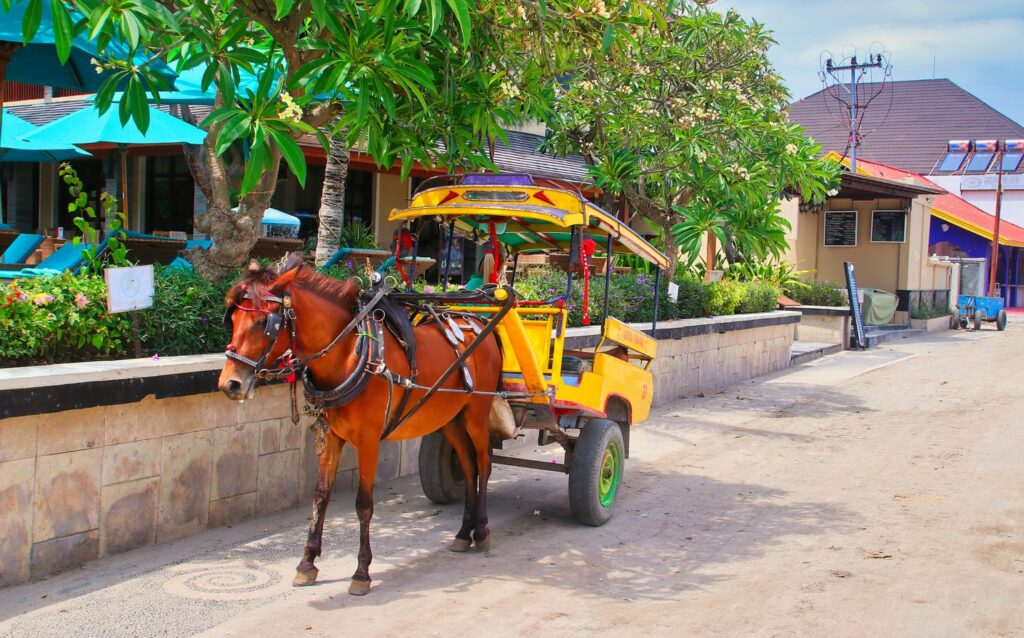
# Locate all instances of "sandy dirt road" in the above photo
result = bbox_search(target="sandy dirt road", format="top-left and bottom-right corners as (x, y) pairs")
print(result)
(1, 324), (1022, 637)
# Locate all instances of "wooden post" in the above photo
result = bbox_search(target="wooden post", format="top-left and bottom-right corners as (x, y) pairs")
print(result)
(704, 230), (717, 281)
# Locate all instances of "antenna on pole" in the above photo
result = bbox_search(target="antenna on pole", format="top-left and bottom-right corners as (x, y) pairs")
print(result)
(819, 46), (893, 172)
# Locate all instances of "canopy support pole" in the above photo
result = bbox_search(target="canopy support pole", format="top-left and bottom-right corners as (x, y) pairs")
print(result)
(651, 267), (661, 334)
(510, 252), (520, 285)
(441, 219), (455, 291)
(565, 227), (577, 301)
(603, 233), (614, 322)
(118, 144), (129, 221)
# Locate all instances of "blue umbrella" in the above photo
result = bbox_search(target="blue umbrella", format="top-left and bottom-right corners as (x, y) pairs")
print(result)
(154, 64), (263, 105)
(0, 109), (88, 225)
(25, 102), (206, 217)
(0, 0), (176, 92)
(0, 109), (89, 162)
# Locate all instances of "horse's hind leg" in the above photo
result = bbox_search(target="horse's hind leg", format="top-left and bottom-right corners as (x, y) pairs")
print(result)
(463, 397), (495, 551)
(441, 421), (479, 552)
(294, 429), (344, 586)
(349, 440), (380, 596)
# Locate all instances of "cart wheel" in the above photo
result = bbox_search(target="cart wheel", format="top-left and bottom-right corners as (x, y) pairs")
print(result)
(950, 309), (960, 329)
(973, 311), (984, 331)
(418, 431), (465, 504)
(569, 419), (624, 527)
(996, 309), (1008, 331)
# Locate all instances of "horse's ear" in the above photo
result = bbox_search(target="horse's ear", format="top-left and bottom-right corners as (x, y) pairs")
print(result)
(272, 266), (301, 289)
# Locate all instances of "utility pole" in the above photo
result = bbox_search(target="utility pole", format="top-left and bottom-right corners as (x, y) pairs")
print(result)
(825, 54), (884, 172)
(988, 140), (1005, 298)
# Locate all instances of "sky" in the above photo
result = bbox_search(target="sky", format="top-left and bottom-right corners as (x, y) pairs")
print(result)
(722, 0), (1024, 124)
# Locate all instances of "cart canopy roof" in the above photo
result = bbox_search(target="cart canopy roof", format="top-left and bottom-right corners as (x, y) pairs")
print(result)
(388, 174), (669, 269)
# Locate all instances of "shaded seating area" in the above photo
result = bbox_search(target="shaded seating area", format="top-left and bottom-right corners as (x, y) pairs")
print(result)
(1, 233), (44, 264)
(121, 230), (187, 265)
(250, 236), (304, 260)
(0, 238), (107, 279)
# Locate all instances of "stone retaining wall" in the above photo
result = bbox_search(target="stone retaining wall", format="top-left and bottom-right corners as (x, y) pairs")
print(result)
(794, 306), (851, 348)
(0, 379), (412, 587)
(0, 311), (798, 586)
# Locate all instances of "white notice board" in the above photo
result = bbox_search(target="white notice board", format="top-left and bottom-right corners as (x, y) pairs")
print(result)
(104, 265), (155, 313)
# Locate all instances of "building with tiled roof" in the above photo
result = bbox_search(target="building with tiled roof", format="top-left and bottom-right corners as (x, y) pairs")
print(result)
(788, 79), (1024, 175)
(821, 153), (1024, 308)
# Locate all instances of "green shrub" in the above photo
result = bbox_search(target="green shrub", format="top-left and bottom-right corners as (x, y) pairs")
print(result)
(675, 272), (708, 319)
(140, 267), (234, 357)
(736, 282), (780, 314)
(789, 279), (847, 307)
(704, 279), (744, 316)
(0, 274), (132, 365)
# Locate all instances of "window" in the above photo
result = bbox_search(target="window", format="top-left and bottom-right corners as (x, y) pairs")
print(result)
(1002, 153), (1024, 172)
(965, 152), (993, 174)
(937, 152), (966, 172)
(871, 210), (906, 243)
(146, 155), (195, 233)
(344, 169), (374, 230)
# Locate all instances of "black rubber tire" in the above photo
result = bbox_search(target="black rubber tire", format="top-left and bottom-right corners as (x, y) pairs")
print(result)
(974, 310), (984, 331)
(418, 431), (465, 504)
(568, 418), (625, 527)
(950, 309), (960, 329)
(997, 309), (1008, 331)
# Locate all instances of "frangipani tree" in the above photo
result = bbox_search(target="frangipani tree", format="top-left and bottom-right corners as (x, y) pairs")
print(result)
(545, 2), (839, 271)
(39, 0), (646, 277)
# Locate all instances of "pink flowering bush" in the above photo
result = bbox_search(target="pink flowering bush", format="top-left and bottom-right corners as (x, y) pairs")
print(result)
(0, 274), (131, 365)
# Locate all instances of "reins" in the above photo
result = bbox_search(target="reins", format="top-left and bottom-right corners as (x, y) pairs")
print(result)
(225, 277), (547, 438)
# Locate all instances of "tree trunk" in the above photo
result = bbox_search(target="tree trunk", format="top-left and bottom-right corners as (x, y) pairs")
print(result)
(314, 134), (349, 267)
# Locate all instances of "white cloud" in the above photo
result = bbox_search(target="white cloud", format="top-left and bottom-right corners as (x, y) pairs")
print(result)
(721, 1), (1024, 122)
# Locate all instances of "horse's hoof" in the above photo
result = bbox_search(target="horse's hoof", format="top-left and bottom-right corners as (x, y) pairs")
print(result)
(450, 538), (473, 553)
(475, 536), (492, 553)
(292, 567), (319, 587)
(348, 579), (371, 596)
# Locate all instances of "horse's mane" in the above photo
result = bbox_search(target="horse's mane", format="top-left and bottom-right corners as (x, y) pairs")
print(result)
(225, 254), (359, 311)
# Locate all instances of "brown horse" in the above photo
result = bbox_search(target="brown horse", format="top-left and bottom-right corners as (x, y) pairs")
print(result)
(218, 260), (502, 595)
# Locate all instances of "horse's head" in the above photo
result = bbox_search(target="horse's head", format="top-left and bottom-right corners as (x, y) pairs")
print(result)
(218, 258), (302, 400)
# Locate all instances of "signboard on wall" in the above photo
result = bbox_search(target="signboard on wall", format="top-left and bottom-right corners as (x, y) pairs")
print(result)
(104, 265), (154, 313)
(871, 210), (907, 243)
(824, 211), (858, 247)
(844, 261), (866, 349)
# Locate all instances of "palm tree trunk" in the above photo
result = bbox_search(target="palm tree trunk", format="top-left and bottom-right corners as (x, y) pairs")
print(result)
(314, 134), (349, 267)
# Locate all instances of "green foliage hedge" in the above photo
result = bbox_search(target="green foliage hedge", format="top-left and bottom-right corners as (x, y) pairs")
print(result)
(1, 265), (785, 367)
(787, 280), (847, 307)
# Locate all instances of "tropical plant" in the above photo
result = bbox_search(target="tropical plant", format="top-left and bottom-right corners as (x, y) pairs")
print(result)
(723, 260), (810, 296)
(544, 2), (841, 271)
(314, 134), (351, 266)
(41, 1), (642, 278)
(0, 274), (132, 364)
(58, 163), (129, 272)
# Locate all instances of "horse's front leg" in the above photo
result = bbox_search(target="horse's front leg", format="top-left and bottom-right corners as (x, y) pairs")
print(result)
(293, 428), (344, 586)
(349, 441), (380, 596)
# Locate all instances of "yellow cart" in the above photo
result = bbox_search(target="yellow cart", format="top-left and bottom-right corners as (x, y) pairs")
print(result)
(387, 174), (668, 525)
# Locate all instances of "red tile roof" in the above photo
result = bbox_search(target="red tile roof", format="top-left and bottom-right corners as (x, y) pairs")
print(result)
(826, 152), (1024, 247)
(789, 79), (1024, 174)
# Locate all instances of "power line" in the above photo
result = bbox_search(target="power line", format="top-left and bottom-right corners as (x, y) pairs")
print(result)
(818, 47), (893, 172)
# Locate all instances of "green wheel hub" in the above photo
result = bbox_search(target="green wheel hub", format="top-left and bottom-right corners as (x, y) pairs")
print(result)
(598, 441), (623, 507)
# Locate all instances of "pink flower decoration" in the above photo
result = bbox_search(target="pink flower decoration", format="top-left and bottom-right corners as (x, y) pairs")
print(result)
(74, 292), (90, 309)
(151, 354), (161, 361)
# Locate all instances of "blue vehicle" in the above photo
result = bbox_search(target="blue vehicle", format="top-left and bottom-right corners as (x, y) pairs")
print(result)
(953, 295), (1007, 331)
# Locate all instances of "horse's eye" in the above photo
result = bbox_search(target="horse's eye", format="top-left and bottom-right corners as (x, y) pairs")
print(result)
(254, 317), (267, 327)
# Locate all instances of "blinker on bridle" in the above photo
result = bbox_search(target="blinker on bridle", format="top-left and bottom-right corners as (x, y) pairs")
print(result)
(224, 290), (294, 377)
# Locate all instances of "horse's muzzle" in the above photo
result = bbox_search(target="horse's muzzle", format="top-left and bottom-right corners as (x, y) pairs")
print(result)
(219, 373), (256, 401)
